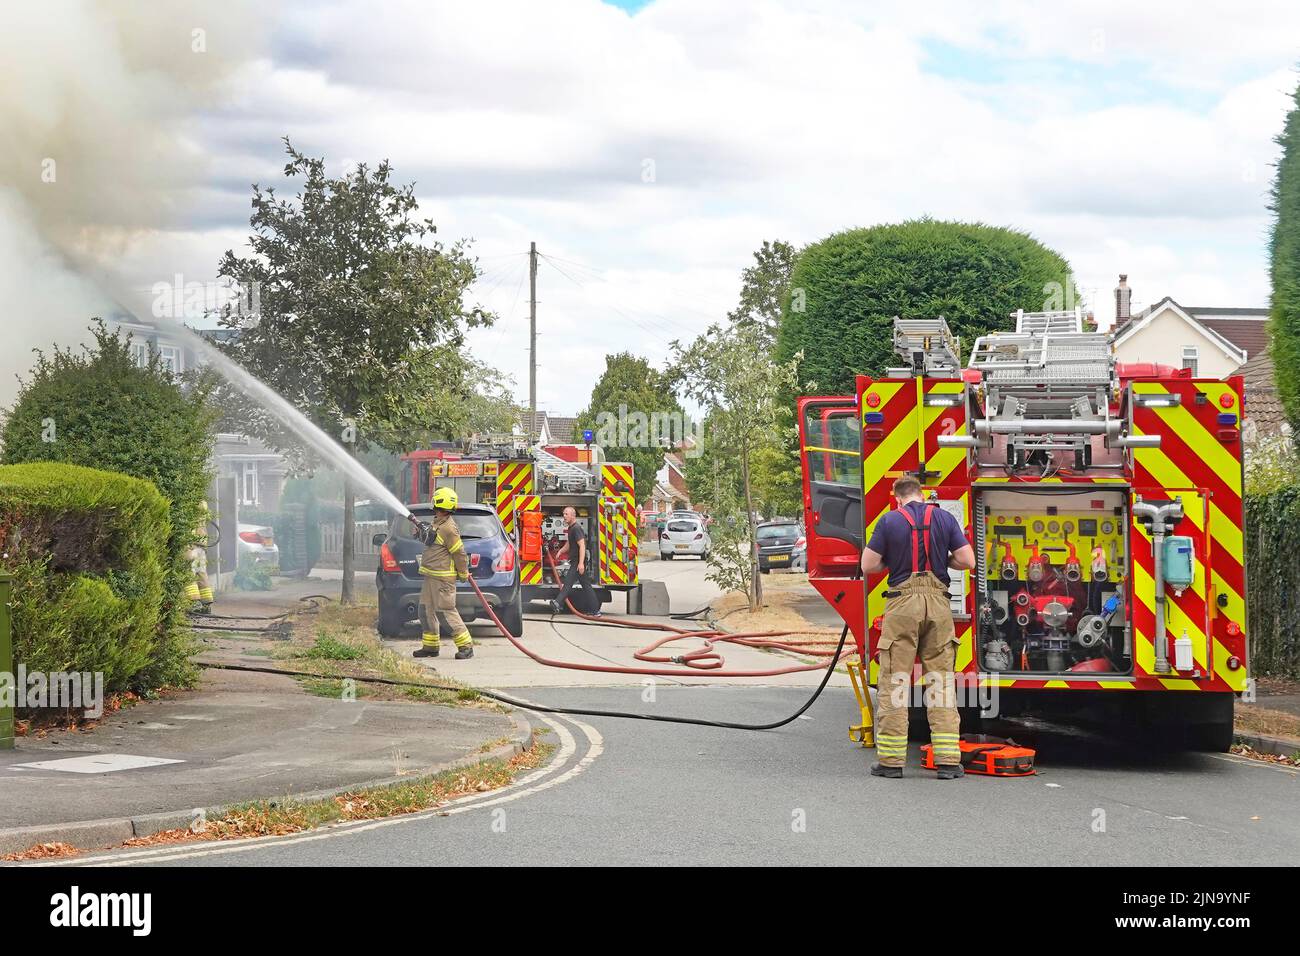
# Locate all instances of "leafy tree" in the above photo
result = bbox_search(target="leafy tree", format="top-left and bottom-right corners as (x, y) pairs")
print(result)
(748, 422), (803, 519)
(776, 219), (1073, 394)
(1270, 80), (1300, 434)
(454, 357), (519, 438)
(215, 139), (492, 602)
(575, 352), (684, 503)
(1, 322), (215, 687)
(671, 323), (799, 610)
(727, 239), (798, 349)
(682, 409), (740, 511)
(685, 409), (800, 520)
(696, 485), (754, 599)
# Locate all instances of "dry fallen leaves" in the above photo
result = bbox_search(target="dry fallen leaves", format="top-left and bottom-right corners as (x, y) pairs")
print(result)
(1, 841), (80, 862)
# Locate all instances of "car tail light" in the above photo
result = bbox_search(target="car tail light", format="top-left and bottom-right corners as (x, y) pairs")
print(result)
(469, 553), (481, 568)
(694, 533), (703, 540)
(239, 530), (262, 544)
(661, 530), (669, 539)
(796, 536), (806, 548)
(494, 543), (516, 573)
(379, 542), (400, 573)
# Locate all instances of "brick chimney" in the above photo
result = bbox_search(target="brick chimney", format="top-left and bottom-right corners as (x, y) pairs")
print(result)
(1114, 274), (1131, 330)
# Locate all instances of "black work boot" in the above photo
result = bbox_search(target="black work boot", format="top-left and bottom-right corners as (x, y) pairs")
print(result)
(413, 644), (440, 658)
(870, 763), (904, 778)
(454, 645), (474, 660)
(935, 764), (965, 780)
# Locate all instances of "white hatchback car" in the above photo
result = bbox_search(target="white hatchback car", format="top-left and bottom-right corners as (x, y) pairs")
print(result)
(237, 522), (280, 564)
(659, 515), (711, 560)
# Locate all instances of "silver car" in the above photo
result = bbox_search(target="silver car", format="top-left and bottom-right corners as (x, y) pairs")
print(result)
(659, 516), (711, 560)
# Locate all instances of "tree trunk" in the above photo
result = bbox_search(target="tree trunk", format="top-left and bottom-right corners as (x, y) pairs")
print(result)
(739, 433), (761, 611)
(341, 476), (355, 605)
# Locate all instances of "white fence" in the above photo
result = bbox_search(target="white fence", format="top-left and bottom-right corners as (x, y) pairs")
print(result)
(318, 520), (389, 569)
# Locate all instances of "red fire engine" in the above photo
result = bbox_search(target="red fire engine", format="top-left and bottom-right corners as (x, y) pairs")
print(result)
(799, 312), (1247, 750)
(400, 439), (639, 608)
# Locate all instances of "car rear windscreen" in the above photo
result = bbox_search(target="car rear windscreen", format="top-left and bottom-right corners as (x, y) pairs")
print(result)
(757, 525), (798, 541)
(667, 520), (699, 533)
(389, 512), (500, 541)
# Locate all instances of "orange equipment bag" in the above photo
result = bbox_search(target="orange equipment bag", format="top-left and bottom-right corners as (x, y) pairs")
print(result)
(519, 510), (544, 563)
(920, 734), (1037, 777)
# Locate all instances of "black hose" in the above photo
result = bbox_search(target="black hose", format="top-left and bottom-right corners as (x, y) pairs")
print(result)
(669, 604), (715, 621)
(197, 620), (851, 731)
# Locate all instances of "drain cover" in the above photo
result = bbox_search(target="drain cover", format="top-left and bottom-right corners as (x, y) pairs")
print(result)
(8, 753), (183, 774)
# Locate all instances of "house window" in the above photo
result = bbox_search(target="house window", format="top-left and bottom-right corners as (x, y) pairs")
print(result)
(241, 462), (259, 507)
(131, 342), (151, 368)
(1182, 346), (1199, 377)
(157, 344), (184, 373)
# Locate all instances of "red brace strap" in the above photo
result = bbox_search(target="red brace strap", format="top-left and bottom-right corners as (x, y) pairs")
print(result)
(898, 503), (938, 574)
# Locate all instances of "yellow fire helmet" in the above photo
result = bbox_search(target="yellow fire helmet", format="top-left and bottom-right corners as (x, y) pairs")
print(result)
(431, 486), (459, 511)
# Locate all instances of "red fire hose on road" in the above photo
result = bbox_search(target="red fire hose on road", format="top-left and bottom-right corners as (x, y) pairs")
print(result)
(391, 514), (854, 729)
(461, 550), (849, 679)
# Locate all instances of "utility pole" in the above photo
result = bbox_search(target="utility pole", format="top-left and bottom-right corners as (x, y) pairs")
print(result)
(528, 241), (538, 444)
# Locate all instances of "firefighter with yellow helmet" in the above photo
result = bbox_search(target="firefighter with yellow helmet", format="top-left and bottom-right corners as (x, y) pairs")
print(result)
(413, 487), (474, 660)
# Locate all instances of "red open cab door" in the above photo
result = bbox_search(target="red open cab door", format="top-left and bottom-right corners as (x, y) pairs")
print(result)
(797, 396), (865, 656)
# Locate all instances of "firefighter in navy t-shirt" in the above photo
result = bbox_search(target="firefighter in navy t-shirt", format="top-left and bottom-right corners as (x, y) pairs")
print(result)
(860, 476), (975, 779)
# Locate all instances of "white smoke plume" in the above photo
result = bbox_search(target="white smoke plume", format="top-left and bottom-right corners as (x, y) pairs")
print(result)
(0, 0), (257, 408)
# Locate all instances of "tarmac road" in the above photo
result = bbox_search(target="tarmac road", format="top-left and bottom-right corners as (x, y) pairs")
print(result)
(43, 682), (1299, 867)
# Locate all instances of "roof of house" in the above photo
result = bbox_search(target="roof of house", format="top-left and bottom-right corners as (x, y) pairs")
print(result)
(1237, 350), (1288, 437)
(1188, 309), (1270, 359)
(1114, 297), (1248, 364)
(546, 415), (577, 443)
(648, 481), (686, 504)
(517, 411), (579, 444)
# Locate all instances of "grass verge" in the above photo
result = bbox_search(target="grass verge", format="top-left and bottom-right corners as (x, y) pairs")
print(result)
(265, 602), (490, 707)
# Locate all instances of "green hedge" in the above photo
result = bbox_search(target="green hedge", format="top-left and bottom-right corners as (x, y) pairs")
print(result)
(776, 219), (1073, 394)
(1269, 81), (1300, 431)
(1, 322), (214, 689)
(0, 462), (183, 691)
(1244, 486), (1300, 678)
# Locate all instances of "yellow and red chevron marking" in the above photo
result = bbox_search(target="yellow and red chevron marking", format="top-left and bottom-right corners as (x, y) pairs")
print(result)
(857, 375), (973, 683)
(513, 493), (543, 584)
(495, 460), (533, 533)
(1129, 379), (1247, 691)
(1130, 489), (1218, 687)
(599, 463), (637, 586)
(857, 377), (968, 521)
(971, 378), (1247, 694)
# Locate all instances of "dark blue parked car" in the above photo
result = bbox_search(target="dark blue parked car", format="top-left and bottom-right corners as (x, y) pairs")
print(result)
(373, 502), (524, 638)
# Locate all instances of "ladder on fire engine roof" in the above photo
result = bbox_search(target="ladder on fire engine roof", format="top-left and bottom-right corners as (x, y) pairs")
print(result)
(887, 317), (962, 377)
(967, 308), (1114, 407)
(533, 446), (598, 492)
(1014, 308), (1084, 335)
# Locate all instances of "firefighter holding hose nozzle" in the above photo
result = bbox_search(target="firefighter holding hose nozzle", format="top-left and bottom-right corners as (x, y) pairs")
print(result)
(412, 487), (474, 660)
(860, 476), (975, 779)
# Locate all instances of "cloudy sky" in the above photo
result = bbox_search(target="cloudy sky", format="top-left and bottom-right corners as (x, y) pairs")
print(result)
(3, 0), (1298, 415)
